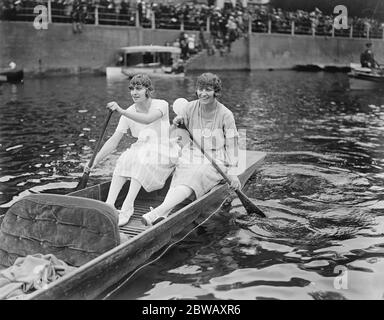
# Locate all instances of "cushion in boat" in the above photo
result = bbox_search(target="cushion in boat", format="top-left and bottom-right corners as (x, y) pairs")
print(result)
(0, 194), (120, 269)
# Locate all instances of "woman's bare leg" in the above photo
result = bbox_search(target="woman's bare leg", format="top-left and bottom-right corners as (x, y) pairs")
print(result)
(106, 175), (127, 208)
(148, 185), (193, 218)
(121, 177), (141, 211)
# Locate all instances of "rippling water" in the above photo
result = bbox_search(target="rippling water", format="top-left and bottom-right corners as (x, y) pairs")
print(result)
(1, 71), (384, 300)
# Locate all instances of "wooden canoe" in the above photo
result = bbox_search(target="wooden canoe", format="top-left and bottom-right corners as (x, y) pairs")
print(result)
(25, 150), (265, 300)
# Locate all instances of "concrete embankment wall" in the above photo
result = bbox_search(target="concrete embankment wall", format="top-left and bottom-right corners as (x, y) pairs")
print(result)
(186, 33), (384, 71)
(249, 33), (384, 69)
(0, 21), (183, 76)
(185, 38), (250, 71)
(2, 21), (384, 75)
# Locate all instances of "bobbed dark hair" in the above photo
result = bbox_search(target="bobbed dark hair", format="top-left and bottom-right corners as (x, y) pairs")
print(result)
(195, 72), (222, 97)
(129, 74), (154, 98)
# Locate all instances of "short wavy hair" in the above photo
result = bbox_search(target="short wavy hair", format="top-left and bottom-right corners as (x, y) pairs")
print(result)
(195, 73), (222, 97)
(129, 74), (154, 97)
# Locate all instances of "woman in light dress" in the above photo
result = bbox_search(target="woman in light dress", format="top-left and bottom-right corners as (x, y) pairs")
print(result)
(142, 73), (241, 226)
(88, 74), (179, 226)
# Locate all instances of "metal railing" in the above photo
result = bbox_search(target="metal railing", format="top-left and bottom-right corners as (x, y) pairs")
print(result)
(1, 3), (384, 40)
(249, 17), (384, 39)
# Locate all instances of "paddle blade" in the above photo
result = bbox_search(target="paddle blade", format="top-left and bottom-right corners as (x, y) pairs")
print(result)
(235, 189), (266, 218)
(75, 172), (90, 191)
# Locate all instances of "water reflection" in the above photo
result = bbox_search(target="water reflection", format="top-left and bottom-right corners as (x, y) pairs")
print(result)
(1, 71), (384, 300)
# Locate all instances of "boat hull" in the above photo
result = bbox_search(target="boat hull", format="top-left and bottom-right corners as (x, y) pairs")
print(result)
(0, 69), (24, 83)
(106, 66), (184, 80)
(348, 63), (384, 90)
(348, 75), (384, 90)
(24, 150), (266, 300)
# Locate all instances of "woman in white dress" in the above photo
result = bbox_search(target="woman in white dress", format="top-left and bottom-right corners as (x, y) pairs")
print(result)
(87, 74), (179, 226)
(142, 72), (241, 226)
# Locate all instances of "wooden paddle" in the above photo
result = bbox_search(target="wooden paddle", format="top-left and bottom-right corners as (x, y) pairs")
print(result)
(75, 109), (114, 191)
(174, 120), (266, 218)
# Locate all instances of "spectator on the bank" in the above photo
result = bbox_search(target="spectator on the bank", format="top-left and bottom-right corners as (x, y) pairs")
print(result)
(170, 58), (184, 74)
(309, 8), (321, 35)
(71, 0), (87, 33)
(226, 15), (238, 52)
(71, 0), (80, 33)
(136, 0), (143, 26)
(235, 11), (245, 35)
(172, 38), (180, 48)
(179, 32), (189, 60)
(198, 25), (207, 50)
(1, 0), (17, 20)
(360, 42), (380, 69)
(207, 35), (215, 56)
(215, 37), (225, 56)
(115, 52), (124, 66)
(188, 34), (197, 54)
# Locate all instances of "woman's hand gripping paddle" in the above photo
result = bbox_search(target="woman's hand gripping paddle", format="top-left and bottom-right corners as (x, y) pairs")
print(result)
(172, 98), (266, 218)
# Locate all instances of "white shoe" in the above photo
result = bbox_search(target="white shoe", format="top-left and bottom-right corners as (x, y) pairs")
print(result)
(141, 210), (165, 226)
(118, 207), (133, 227)
(141, 207), (171, 226)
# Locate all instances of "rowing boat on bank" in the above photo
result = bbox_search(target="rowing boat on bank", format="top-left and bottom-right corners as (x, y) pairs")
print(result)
(348, 63), (384, 90)
(1, 150), (265, 300)
(0, 68), (23, 84)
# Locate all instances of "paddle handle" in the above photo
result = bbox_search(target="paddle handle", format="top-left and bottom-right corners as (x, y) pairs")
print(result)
(75, 110), (114, 191)
(178, 123), (266, 218)
(87, 109), (114, 169)
(189, 131), (266, 217)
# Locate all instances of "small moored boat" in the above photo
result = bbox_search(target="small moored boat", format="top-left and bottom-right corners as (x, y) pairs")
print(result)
(0, 68), (24, 84)
(0, 150), (265, 300)
(106, 45), (185, 80)
(348, 63), (384, 90)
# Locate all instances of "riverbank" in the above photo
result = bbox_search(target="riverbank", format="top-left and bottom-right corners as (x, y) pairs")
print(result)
(2, 21), (384, 77)
(186, 33), (384, 71)
(0, 21), (183, 77)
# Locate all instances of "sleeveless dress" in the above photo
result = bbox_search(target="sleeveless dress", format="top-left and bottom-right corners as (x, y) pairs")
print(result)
(113, 99), (180, 192)
(170, 100), (239, 198)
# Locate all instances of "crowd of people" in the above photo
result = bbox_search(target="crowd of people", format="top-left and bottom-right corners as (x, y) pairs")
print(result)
(1, 0), (384, 52)
(256, 6), (383, 37)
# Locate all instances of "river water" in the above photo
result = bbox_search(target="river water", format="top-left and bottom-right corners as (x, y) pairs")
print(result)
(1, 71), (384, 300)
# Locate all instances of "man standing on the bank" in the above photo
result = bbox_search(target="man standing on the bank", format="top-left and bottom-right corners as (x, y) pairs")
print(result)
(360, 42), (380, 69)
